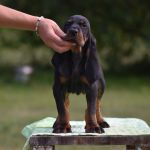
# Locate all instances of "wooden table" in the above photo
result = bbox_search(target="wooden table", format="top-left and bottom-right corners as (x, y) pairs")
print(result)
(29, 134), (150, 150)
(23, 118), (150, 150)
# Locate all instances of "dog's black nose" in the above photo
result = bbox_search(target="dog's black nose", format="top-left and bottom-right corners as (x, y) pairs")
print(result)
(69, 29), (78, 36)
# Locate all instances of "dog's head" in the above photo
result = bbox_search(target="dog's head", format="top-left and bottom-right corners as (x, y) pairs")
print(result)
(62, 15), (94, 52)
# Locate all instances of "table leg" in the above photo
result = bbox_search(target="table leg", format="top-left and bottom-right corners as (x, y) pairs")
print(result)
(32, 146), (55, 150)
(140, 144), (150, 150)
(126, 145), (143, 150)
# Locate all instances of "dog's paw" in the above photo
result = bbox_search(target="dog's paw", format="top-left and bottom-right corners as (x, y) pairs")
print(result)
(53, 127), (65, 133)
(53, 123), (72, 133)
(99, 121), (110, 128)
(53, 127), (72, 133)
(85, 125), (104, 133)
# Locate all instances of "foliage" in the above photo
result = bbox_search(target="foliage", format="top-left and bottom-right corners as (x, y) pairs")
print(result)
(0, 0), (150, 72)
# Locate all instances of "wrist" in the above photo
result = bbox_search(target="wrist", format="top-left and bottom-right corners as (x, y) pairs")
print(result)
(35, 16), (44, 35)
(25, 15), (38, 31)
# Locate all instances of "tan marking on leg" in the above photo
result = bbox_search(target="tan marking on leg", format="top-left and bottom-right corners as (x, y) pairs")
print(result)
(80, 76), (89, 85)
(85, 109), (97, 126)
(59, 76), (69, 84)
(64, 94), (71, 132)
(96, 99), (104, 123)
(53, 94), (71, 133)
(64, 94), (70, 111)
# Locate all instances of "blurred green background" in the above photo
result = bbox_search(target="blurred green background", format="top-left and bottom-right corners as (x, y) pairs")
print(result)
(0, 0), (150, 150)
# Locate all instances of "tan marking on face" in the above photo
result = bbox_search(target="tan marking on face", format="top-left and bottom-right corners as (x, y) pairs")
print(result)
(76, 31), (85, 46)
(71, 45), (81, 52)
(62, 30), (86, 52)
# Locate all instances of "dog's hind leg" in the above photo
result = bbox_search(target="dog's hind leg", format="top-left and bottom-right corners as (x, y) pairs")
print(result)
(96, 99), (110, 128)
(96, 79), (110, 128)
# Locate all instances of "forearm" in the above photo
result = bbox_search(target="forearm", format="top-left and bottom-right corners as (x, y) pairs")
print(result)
(0, 5), (37, 31)
(0, 5), (73, 52)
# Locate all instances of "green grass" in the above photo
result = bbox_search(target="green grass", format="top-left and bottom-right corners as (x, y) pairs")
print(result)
(0, 75), (150, 150)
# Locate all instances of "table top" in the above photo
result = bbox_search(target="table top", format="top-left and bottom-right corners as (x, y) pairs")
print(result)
(22, 117), (150, 147)
(29, 134), (150, 146)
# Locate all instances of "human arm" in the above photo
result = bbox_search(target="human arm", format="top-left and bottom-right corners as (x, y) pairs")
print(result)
(0, 5), (73, 53)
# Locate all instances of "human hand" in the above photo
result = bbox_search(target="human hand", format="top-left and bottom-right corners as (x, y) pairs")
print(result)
(38, 18), (74, 53)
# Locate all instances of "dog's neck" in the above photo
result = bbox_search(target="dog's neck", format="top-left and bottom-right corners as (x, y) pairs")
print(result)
(71, 49), (82, 77)
(70, 37), (91, 74)
(71, 45), (82, 52)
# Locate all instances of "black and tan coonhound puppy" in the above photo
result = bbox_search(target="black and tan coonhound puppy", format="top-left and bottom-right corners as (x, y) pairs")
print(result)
(52, 15), (109, 133)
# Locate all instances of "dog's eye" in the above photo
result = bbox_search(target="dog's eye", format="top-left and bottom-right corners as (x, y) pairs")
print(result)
(66, 20), (73, 25)
(79, 22), (87, 27)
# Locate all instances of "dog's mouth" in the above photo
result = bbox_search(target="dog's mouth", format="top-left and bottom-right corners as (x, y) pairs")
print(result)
(62, 30), (86, 52)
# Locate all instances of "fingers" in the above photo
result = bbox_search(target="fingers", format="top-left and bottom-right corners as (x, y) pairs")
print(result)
(47, 27), (75, 52)
(47, 29), (72, 47)
(48, 40), (73, 53)
(53, 23), (65, 37)
(48, 43), (70, 53)
(41, 30), (71, 53)
(44, 37), (72, 53)
(38, 18), (75, 53)
(48, 19), (66, 37)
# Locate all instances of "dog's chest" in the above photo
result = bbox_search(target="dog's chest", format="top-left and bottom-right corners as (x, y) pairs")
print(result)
(67, 77), (87, 94)
(59, 52), (84, 76)
(65, 55), (87, 94)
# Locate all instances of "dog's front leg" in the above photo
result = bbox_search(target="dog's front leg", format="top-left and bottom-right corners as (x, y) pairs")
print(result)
(85, 81), (104, 133)
(52, 82), (71, 133)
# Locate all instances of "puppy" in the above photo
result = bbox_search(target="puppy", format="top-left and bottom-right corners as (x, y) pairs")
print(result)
(52, 15), (109, 133)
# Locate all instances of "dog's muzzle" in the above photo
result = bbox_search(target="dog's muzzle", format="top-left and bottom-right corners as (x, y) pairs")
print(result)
(63, 28), (85, 46)
(68, 28), (78, 38)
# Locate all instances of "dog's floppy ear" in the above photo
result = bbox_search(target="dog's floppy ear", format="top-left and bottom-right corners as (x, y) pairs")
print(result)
(84, 32), (102, 83)
(52, 51), (73, 77)
(51, 53), (60, 67)
(84, 31), (97, 67)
